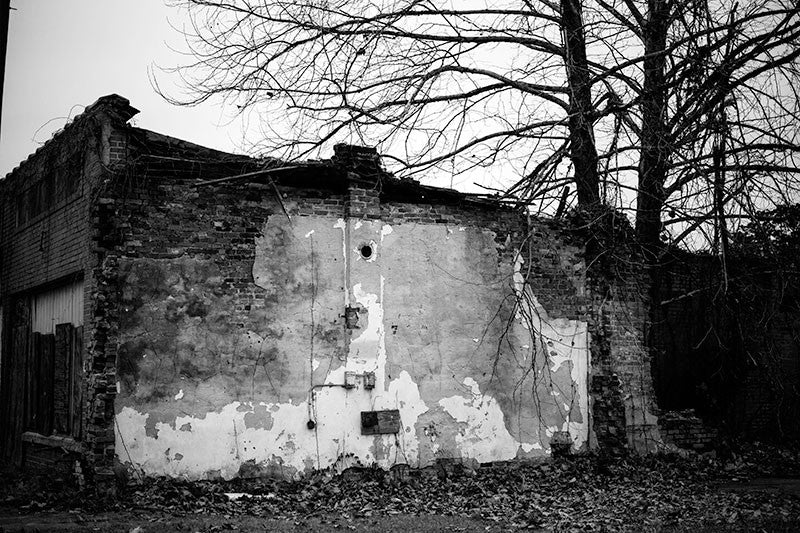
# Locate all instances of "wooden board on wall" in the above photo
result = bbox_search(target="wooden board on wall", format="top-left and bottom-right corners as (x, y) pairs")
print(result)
(0, 308), (6, 460)
(26, 333), (39, 431)
(37, 333), (55, 436)
(8, 325), (29, 463)
(54, 324), (71, 434)
(70, 326), (83, 440)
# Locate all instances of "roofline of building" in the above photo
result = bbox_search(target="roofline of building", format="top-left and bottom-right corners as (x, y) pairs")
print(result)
(3, 94), (138, 181)
(2, 94), (515, 212)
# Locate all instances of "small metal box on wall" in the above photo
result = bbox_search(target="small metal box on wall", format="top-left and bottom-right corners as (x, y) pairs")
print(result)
(360, 409), (401, 435)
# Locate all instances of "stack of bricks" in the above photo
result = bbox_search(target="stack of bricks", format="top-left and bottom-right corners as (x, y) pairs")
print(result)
(0, 127), (93, 295)
(652, 252), (800, 441)
(608, 278), (661, 453)
(659, 410), (718, 451)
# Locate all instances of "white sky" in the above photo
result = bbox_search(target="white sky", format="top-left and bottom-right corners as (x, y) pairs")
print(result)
(0, 0), (243, 177)
(0, 1), (513, 193)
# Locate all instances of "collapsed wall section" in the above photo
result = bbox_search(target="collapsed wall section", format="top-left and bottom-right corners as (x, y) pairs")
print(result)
(652, 253), (800, 441)
(583, 216), (660, 454)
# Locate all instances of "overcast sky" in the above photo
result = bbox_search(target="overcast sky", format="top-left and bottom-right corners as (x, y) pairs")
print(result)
(0, 0), (242, 177)
(0, 1), (516, 194)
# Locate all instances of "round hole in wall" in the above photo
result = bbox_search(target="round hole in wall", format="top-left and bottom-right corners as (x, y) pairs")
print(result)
(360, 244), (374, 259)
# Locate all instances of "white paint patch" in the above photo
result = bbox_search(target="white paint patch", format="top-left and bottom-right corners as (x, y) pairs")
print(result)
(439, 378), (538, 462)
(117, 370), (431, 479)
(115, 217), (437, 480)
(512, 250), (590, 450)
(117, 401), (318, 480)
(174, 389), (184, 401)
(334, 218), (349, 305)
(324, 280), (385, 386)
(347, 281), (386, 386)
(380, 224), (393, 241)
(381, 371), (428, 464)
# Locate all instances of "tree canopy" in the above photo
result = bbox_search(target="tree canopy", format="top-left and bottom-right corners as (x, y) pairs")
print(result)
(162, 0), (800, 250)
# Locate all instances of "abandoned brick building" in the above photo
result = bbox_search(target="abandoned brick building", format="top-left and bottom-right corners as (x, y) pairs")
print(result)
(0, 95), (793, 484)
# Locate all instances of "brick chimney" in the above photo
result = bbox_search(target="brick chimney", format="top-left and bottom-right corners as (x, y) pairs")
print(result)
(332, 144), (384, 179)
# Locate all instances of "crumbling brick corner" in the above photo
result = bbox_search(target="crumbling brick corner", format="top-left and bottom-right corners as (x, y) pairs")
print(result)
(79, 97), (138, 489)
(588, 268), (661, 455)
(84, 250), (121, 489)
(573, 209), (661, 455)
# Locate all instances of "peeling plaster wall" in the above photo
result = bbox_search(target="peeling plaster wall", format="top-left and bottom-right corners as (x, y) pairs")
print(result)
(112, 180), (591, 480)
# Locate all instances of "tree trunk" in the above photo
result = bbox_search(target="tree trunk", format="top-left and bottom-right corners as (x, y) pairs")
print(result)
(636, 0), (670, 253)
(561, 0), (600, 207)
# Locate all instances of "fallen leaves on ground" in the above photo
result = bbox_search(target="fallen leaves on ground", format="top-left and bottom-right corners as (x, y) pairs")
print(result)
(2, 442), (800, 532)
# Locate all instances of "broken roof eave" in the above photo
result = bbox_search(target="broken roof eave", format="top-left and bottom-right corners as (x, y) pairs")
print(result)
(2, 94), (139, 182)
(126, 127), (254, 165)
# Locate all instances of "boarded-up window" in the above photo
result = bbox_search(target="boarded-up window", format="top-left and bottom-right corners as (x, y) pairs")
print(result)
(32, 280), (84, 334)
(27, 281), (84, 438)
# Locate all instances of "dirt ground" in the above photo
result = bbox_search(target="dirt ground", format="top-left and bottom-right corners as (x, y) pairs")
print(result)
(2, 444), (800, 532)
(1, 512), (508, 533)
(1, 497), (799, 533)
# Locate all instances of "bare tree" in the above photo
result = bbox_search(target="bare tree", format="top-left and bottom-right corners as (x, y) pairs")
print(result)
(605, 0), (800, 250)
(161, 0), (800, 252)
(161, 0), (608, 207)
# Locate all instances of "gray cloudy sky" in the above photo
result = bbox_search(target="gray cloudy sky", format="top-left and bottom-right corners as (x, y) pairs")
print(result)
(0, 0), (240, 177)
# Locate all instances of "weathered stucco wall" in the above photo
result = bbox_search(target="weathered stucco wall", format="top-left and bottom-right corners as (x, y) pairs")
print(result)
(110, 175), (590, 480)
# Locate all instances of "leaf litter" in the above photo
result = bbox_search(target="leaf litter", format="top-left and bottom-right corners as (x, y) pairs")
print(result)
(1, 442), (799, 531)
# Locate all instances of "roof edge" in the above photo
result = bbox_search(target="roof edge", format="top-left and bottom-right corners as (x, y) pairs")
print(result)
(3, 93), (139, 180)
